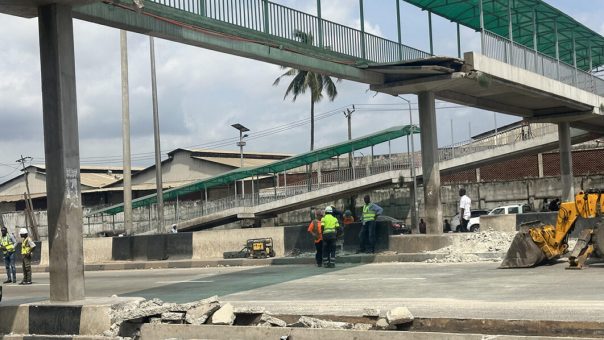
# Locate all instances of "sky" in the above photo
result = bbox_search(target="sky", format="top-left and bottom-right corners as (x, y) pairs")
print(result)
(0, 0), (603, 181)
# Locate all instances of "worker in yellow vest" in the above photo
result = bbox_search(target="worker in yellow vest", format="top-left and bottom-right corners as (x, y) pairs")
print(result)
(0, 227), (17, 283)
(19, 228), (36, 285)
(359, 195), (383, 253)
(321, 206), (342, 268)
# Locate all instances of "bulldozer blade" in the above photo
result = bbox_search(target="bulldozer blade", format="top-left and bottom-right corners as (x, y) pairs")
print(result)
(499, 231), (547, 268)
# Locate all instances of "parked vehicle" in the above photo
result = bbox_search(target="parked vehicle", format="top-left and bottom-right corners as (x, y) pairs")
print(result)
(377, 215), (412, 234)
(450, 210), (489, 232)
(488, 204), (531, 215)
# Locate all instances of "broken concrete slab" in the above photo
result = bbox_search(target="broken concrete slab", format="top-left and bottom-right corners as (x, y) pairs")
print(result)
(386, 307), (414, 325)
(375, 317), (396, 330)
(290, 316), (352, 329)
(185, 302), (221, 325)
(161, 312), (185, 321)
(362, 308), (380, 317)
(257, 313), (286, 327)
(352, 323), (373, 331)
(171, 295), (220, 312)
(234, 306), (266, 314)
(211, 303), (236, 325)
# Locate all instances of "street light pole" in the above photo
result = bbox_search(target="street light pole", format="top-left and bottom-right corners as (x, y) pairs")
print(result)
(149, 36), (164, 233)
(232, 123), (250, 201)
(397, 96), (419, 231)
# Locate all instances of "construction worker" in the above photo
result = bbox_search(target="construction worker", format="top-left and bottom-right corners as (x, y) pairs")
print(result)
(19, 228), (35, 285)
(342, 210), (354, 225)
(0, 227), (17, 283)
(321, 206), (342, 268)
(359, 195), (383, 253)
(307, 208), (323, 267)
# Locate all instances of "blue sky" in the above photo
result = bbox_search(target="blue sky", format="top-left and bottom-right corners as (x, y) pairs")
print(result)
(0, 0), (602, 180)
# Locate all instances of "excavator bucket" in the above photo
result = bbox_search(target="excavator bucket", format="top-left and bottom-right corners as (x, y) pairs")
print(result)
(500, 231), (547, 268)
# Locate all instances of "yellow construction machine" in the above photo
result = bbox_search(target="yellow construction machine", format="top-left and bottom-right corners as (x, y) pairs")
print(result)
(500, 189), (604, 269)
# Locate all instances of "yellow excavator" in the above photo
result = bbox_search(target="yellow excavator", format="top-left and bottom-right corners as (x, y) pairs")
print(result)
(500, 189), (604, 269)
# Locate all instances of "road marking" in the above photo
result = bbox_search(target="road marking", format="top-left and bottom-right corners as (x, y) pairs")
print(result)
(337, 277), (426, 281)
(155, 280), (214, 284)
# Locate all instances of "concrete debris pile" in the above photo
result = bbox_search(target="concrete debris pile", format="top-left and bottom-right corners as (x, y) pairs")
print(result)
(426, 230), (516, 263)
(105, 296), (413, 337)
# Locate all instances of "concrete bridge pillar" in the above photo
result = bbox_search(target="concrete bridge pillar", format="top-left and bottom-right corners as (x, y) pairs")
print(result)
(418, 92), (442, 234)
(558, 122), (575, 202)
(38, 3), (85, 301)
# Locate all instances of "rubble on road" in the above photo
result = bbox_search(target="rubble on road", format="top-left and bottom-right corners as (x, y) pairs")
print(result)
(105, 295), (414, 337)
(425, 230), (516, 263)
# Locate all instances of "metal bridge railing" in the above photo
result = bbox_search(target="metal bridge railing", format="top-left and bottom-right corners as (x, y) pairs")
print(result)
(483, 30), (604, 96)
(150, 0), (431, 63)
(438, 123), (557, 161)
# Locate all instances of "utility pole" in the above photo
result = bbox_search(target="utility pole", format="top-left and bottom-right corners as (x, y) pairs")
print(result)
(343, 106), (355, 168)
(120, 30), (133, 235)
(16, 155), (39, 240)
(149, 36), (165, 233)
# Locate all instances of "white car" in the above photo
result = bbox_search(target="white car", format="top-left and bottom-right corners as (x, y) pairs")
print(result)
(449, 210), (489, 232)
(488, 204), (531, 215)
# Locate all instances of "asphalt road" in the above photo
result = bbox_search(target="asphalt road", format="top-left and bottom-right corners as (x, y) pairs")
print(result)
(3, 261), (604, 322)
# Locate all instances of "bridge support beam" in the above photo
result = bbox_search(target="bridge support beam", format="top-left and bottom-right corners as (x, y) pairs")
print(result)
(558, 122), (575, 202)
(418, 92), (442, 234)
(38, 3), (85, 301)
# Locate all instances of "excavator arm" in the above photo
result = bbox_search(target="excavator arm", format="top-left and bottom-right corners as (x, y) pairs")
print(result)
(500, 190), (604, 269)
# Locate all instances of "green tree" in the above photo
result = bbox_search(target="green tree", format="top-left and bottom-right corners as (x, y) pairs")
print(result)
(273, 30), (338, 151)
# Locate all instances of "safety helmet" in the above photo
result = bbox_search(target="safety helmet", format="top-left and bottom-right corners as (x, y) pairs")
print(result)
(19, 227), (28, 235)
(0, 226), (6, 231)
(344, 210), (352, 216)
(325, 206), (333, 213)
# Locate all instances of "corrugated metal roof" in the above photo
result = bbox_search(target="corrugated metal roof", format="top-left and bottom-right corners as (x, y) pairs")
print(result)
(192, 156), (283, 168)
(80, 173), (123, 188)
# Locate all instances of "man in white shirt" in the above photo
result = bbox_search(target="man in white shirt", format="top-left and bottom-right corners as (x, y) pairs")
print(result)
(458, 188), (471, 232)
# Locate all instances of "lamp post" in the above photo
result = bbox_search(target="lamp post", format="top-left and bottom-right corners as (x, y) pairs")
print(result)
(397, 96), (419, 231)
(232, 123), (250, 200)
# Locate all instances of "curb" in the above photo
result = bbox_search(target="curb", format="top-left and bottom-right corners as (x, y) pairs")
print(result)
(28, 252), (506, 273)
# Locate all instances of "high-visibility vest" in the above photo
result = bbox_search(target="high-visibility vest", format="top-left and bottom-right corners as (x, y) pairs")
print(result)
(1, 235), (14, 253)
(21, 237), (33, 255)
(321, 214), (339, 234)
(363, 204), (377, 221)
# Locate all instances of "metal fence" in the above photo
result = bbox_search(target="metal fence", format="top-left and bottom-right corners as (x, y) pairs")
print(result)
(482, 30), (604, 96)
(149, 0), (431, 63)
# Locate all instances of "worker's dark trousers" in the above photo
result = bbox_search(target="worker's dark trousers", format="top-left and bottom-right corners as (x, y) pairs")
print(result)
(22, 254), (31, 283)
(314, 241), (323, 266)
(322, 233), (337, 265)
(359, 220), (376, 253)
(3, 252), (16, 282)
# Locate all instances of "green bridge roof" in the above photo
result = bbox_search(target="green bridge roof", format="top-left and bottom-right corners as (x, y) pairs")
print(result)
(404, 0), (604, 71)
(90, 125), (419, 216)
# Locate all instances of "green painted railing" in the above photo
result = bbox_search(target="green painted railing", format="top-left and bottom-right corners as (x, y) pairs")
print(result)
(150, 0), (431, 63)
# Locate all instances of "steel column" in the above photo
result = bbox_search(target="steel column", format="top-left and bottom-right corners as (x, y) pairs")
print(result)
(479, 0), (485, 54)
(149, 36), (164, 233)
(507, 0), (513, 64)
(428, 11), (433, 55)
(532, 9), (538, 72)
(572, 32), (577, 86)
(317, 0), (323, 48)
(359, 0), (365, 59)
(456, 23), (461, 59)
(554, 19), (560, 80)
(262, 0), (269, 34)
(396, 0), (402, 60)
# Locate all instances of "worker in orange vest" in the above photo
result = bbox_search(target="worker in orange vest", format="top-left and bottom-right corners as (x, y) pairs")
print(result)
(307, 208), (323, 267)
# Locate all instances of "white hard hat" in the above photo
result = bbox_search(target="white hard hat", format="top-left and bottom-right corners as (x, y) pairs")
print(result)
(325, 206), (333, 213)
(19, 227), (28, 235)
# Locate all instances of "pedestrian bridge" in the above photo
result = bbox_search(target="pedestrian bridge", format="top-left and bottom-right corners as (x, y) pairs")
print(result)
(88, 122), (598, 232)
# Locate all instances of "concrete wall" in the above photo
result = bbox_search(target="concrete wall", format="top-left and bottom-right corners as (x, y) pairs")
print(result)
(37, 237), (113, 266)
(192, 227), (285, 259)
(480, 215), (516, 232)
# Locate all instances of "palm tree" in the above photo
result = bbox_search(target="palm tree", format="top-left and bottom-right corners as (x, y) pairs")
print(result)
(273, 30), (338, 151)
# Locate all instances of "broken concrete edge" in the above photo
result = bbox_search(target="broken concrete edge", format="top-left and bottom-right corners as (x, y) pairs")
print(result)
(138, 323), (604, 340)
(27, 252), (507, 273)
(0, 297), (144, 336)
